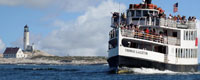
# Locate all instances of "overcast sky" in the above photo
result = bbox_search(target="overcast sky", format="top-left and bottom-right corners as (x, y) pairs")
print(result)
(0, 0), (199, 57)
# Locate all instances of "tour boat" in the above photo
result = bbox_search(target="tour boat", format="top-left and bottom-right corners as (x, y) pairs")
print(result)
(107, 0), (198, 73)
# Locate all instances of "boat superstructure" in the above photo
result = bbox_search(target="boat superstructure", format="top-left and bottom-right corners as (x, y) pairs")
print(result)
(107, 0), (198, 72)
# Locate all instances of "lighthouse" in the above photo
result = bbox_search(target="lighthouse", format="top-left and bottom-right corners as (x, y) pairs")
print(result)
(24, 25), (29, 50)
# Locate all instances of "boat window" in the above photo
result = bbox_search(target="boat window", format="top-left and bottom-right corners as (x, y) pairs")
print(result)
(183, 49), (185, 58)
(184, 31), (186, 40)
(180, 49), (182, 58)
(188, 49), (190, 58)
(178, 49), (180, 58)
(191, 31), (193, 40)
(136, 10), (142, 17)
(189, 49), (191, 58)
(190, 49), (194, 58)
(143, 10), (148, 17)
(191, 49), (193, 58)
(131, 10), (135, 17)
(172, 32), (177, 37)
(192, 50), (194, 58)
(186, 49), (188, 58)
(188, 31), (191, 40)
(176, 49), (178, 57)
(186, 31), (188, 40)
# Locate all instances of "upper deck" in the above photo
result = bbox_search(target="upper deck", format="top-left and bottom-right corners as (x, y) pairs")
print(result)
(111, 2), (197, 30)
(109, 1), (198, 47)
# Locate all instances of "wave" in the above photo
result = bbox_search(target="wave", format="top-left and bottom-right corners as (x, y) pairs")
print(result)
(121, 67), (200, 75)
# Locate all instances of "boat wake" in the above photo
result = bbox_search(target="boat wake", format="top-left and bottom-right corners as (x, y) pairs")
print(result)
(121, 67), (200, 75)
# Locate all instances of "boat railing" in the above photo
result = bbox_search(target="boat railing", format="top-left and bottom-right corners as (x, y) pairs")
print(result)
(159, 18), (196, 29)
(187, 21), (196, 29)
(121, 29), (164, 43)
(121, 29), (181, 45)
(130, 18), (196, 29)
(159, 18), (177, 28)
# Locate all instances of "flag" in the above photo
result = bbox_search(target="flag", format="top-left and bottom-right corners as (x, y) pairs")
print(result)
(173, 2), (178, 13)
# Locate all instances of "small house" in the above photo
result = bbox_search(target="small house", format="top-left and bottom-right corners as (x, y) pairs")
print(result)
(3, 47), (27, 58)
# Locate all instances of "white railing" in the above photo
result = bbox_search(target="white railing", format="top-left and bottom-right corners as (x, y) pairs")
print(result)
(129, 18), (196, 29)
(121, 29), (164, 43)
(159, 18), (196, 29)
(121, 29), (181, 46)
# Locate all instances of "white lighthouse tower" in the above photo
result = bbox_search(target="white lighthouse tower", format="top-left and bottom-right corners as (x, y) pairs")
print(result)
(24, 25), (29, 50)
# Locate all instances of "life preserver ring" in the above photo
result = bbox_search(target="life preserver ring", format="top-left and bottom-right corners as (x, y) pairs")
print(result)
(157, 8), (162, 11)
(153, 5), (157, 9)
(147, 4), (154, 9)
(138, 4), (143, 8)
(134, 4), (140, 9)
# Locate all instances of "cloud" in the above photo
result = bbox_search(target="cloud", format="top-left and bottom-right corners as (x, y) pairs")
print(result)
(11, 34), (42, 49)
(0, 0), (103, 12)
(31, 0), (126, 56)
(0, 38), (5, 53)
(0, 0), (53, 8)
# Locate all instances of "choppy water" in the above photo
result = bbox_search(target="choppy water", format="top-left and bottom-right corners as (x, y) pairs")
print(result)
(0, 64), (200, 80)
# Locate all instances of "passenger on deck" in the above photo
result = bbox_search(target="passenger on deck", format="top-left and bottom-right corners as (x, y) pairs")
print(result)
(173, 16), (177, 21)
(168, 14), (173, 20)
(188, 16), (192, 21)
(192, 16), (196, 22)
(125, 25), (128, 30)
(142, 30), (145, 35)
(177, 15), (181, 23)
(135, 26), (140, 32)
(132, 28), (135, 37)
(153, 29), (156, 35)
(182, 16), (187, 24)
(145, 28), (149, 34)
(149, 28), (153, 35)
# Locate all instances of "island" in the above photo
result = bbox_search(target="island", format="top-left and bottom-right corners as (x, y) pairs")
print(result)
(0, 50), (107, 65)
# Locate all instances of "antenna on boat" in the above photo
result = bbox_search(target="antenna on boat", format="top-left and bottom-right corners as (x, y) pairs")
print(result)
(118, 0), (121, 27)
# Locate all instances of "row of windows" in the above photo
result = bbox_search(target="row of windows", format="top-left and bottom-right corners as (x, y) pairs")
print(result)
(184, 31), (197, 40)
(4, 54), (16, 57)
(127, 10), (158, 17)
(175, 48), (198, 58)
(4, 54), (25, 58)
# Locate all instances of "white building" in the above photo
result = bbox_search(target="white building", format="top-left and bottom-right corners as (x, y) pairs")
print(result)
(3, 47), (27, 58)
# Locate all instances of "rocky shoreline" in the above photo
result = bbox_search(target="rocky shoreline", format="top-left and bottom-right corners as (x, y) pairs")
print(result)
(0, 56), (107, 65)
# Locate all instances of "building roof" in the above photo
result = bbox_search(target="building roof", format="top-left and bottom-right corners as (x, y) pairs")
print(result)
(24, 24), (28, 28)
(3, 47), (20, 54)
(24, 24), (29, 32)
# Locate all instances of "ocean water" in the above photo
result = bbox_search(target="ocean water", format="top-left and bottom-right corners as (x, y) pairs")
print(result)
(0, 64), (200, 80)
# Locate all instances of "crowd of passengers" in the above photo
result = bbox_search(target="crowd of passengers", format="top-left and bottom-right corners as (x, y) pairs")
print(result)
(120, 24), (164, 43)
(159, 13), (196, 24)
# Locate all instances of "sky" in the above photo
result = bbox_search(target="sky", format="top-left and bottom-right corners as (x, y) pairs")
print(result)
(0, 0), (199, 57)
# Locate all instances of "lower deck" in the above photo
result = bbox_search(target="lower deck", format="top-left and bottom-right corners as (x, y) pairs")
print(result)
(109, 35), (198, 65)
